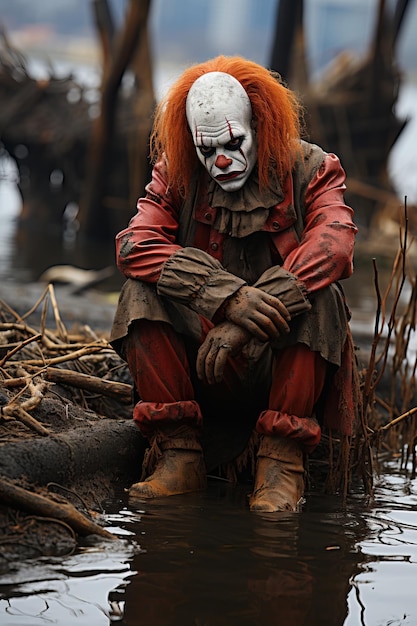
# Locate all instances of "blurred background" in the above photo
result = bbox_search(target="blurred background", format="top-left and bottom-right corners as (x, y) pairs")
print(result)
(0, 0), (416, 292)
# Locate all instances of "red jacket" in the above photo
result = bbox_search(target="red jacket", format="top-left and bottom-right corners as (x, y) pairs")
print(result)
(116, 145), (357, 297)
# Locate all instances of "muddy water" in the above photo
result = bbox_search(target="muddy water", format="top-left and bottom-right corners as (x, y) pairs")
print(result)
(1, 464), (416, 626)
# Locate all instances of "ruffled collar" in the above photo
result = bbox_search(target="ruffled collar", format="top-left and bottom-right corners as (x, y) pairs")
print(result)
(207, 170), (284, 238)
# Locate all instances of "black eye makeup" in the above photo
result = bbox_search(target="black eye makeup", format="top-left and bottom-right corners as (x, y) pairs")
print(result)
(198, 145), (215, 158)
(198, 136), (244, 158)
(225, 136), (244, 151)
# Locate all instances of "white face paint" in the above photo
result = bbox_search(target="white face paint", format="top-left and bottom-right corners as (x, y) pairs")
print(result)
(186, 72), (257, 192)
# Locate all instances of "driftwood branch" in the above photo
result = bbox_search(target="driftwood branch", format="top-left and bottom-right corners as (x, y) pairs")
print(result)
(1, 368), (51, 435)
(2, 405), (50, 436)
(0, 477), (116, 540)
(0, 332), (42, 367)
(14, 344), (105, 367)
(46, 367), (132, 403)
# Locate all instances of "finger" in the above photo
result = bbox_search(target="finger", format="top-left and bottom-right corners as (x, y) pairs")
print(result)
(197, 339), (211, 382)
(212, 346), (229, 384)
(203, 344), (229, 385)
(238, 317), (272, 342)
(226, 308), (278, 341)
(244, 311), (289, 341)
(261, 293), (291, 320)
(204, 344), (223, 385)
(256, 303), (291, 334)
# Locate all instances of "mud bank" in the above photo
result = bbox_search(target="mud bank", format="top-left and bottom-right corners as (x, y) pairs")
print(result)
(0, 418), (145, 487)
(0, 420), (146, 568)
(0, 398), (147, 567)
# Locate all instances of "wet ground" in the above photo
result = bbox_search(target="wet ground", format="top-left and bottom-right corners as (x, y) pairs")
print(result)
(0, 461), (416, 626)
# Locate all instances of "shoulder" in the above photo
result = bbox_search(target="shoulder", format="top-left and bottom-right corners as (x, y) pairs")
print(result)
(145, 158), (183, 206)
(299, 140), (326, 171)
(295, 140), (345, 183)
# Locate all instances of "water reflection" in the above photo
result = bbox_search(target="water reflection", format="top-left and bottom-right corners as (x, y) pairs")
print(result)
(107, 484), (365, 626)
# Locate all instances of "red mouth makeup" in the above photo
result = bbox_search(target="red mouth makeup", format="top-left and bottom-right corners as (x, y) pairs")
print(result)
(215, 171), (243, 182)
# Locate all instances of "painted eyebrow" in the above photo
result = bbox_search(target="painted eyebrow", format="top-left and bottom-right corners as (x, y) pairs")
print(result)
(193, 116), (244, 141)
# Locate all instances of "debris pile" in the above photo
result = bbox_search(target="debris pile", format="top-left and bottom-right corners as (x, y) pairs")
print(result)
(0, 285), (139, 565)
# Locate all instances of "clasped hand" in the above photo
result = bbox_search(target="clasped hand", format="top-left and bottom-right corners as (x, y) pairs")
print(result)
(223, 285), (290, 341)
(196, 321), (250, 385)
(197, 286), (291, 385)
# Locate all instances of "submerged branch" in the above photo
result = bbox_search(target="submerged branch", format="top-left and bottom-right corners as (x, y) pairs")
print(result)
(0, 477), (116, 540)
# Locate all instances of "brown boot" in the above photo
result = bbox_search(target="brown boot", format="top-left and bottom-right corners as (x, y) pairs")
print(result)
(128, 428), (207, 501)
(249, 436), (305, 513)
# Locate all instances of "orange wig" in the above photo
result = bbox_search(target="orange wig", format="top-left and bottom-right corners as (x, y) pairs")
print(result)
(150, 56), (303, 197)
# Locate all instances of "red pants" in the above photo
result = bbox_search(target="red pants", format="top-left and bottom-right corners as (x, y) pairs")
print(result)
(124, 319), (327, 453)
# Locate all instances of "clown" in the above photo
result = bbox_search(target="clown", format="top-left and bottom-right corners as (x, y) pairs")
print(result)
(111, 56), (358, 512)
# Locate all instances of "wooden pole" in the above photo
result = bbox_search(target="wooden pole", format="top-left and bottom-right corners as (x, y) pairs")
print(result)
(92, 0), (115, 72)
(79, 0), (152, 240)
(269, 0), (303, 84)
